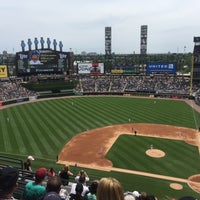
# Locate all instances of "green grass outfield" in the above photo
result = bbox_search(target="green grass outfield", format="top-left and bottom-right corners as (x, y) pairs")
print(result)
(0, 96), (200, 199)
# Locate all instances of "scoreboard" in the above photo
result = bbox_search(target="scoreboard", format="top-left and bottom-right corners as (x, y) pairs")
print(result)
(16, 49), (68, 75)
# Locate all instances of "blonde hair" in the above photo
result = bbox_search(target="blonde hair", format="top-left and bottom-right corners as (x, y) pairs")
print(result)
(97, 177), (124, 200)
(78, 169), (88, 177)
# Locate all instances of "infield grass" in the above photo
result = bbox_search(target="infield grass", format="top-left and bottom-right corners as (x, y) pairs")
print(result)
(107, 135), (200, 178)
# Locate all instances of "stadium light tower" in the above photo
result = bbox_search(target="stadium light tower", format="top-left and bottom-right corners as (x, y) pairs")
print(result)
(105, 27), (111, 56)
(140, 25), (148, 74)
(192, 37), (200, 82)
(140, 25), (148, 55)
(190, 37), (200, 96)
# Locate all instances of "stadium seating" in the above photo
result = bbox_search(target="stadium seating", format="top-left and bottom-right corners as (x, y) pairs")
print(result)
(0, 155), (35, 199)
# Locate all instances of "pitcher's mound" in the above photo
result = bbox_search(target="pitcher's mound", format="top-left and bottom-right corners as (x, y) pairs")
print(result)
(146, 149), (165, 158)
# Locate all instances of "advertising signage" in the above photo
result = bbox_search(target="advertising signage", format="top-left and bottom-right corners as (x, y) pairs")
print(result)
(16, 49), (68, 75)
(0, 65), (8, 78)
(146, 62), (176, 75)
(78, 63), (104, 74)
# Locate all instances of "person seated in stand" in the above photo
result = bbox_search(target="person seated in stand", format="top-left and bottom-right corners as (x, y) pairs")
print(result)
(47, 167), (56, 178)
(59, 165), (73, 186)
(70, 183), (84, 200)
(132, 191), (141, 199)
(23, 168), (47, 200)
(84, 180), (99, 200)
(75, 170), (89, 184)
(96, 177), (124, 200)
(24, 155), (35, 171)
(124, 192), (136, 200)
(43, 176), (62, 200)
(0, 166), (19, 200)
(70, 176), (89, 197)
(138, 192), (147, 200)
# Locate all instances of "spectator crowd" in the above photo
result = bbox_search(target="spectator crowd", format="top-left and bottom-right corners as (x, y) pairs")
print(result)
(0, 78), (36, 102)
(0, 162), (196, 200)
(0, 73), (199, 200)
(0, 162), (159, 200)
(1, 75), (200, 105)
(195, 89), (200, 105)
(74, 75), (200, 95)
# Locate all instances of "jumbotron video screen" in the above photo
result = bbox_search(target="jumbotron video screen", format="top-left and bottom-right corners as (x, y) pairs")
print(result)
(16, 49), (68, 75)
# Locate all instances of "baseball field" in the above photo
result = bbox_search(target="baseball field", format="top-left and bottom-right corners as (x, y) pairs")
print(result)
(0, 96), (200, 199)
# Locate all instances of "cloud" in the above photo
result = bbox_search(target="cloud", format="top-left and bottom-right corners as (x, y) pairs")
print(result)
(0, 0), (200, 53)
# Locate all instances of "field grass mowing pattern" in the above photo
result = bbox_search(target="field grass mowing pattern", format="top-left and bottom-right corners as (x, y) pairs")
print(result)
(0, 97), (200, 158)
(1, 97), (200, 199)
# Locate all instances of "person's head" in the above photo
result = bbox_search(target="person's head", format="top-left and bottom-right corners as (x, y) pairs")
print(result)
(46, 176), (62, 194)
(35, 168), (47, 183)
(80, 170), (84, 175)
(31, 51), (40, 63)
(89, 180), (99, 194)
(62, 165), (69, 172)
(27, 155), (34, 162)
(139, 192), (147, 200)
(132, 191), (140, 199)
(0, 167), (19, 198)
(96, 177), (124, 200)
(79, 169), (87, 177)
(49, 168), (55, 173)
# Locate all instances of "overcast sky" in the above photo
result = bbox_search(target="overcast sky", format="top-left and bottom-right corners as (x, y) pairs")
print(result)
(1, 0), (200, 54)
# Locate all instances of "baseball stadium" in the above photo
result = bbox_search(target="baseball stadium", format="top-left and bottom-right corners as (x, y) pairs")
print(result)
(0, 34), (200, 200)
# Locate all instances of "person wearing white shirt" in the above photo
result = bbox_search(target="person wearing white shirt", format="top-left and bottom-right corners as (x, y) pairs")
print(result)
(70, 176), (89, 197)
